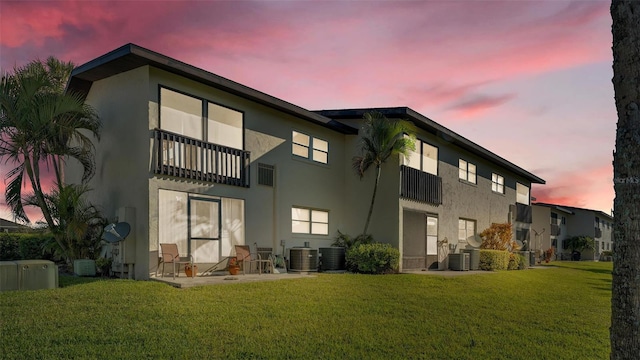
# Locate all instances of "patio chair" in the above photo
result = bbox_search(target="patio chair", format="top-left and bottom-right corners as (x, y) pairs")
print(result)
(158, 243), (193, 279)
(234, 245), (273, 275)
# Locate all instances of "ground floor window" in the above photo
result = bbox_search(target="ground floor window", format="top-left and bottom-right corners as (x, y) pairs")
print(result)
(158, 189), (244, 263)
(458, 219), (476, 244)
(291, 206), (329, 235)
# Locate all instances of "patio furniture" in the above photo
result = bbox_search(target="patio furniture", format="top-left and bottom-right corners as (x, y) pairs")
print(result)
(158, 243), (193, 279)
(235, 245), (273, 275)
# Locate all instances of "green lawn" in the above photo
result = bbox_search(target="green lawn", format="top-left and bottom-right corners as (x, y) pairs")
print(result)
(0, 262), (611, 359)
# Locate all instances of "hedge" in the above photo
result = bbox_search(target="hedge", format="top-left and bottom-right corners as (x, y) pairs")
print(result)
(479, 249), (510, 271)
(0, 233), (55, 261)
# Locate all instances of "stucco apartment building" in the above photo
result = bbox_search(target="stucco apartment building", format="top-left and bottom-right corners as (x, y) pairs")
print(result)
(531, 203), (613, 261)
(65, 44), (544, 279)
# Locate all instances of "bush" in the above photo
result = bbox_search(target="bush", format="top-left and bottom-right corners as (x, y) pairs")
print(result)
(479, 249), (510, 271)
(480, 223), (517, 251)
(333, 231), (374, 251)
(508, 253), (527, 270)
(0, 233), (55, 261)
(346, 243), (399, 274)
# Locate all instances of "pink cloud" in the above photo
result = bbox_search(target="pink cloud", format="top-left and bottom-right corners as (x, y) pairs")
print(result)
(532, 164), (613, 213)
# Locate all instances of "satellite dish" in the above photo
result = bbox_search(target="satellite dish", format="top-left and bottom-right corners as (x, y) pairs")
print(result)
(102, 222), (131, 243)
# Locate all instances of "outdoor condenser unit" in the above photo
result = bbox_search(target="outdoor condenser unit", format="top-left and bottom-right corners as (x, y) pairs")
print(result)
(449, 253), (470, 271)
(74, 259), (96, 277)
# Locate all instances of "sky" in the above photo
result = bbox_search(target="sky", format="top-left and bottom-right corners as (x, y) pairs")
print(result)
(0, 0), (615, 223)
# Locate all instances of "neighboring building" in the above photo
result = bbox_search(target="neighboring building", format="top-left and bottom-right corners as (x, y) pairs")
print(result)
(532, 203), (613, 260)
(65, 44), (544, 279)
(0, 218), (30, 233)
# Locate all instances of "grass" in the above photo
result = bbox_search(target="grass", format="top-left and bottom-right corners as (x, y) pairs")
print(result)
(0, 262), (611, 359)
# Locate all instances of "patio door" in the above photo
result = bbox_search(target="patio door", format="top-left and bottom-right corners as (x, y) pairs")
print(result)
(425, 215), (438, 269)
(158, 190), (245, 264)
(188, 196), (221, 263)
(402, 210), (439, 270)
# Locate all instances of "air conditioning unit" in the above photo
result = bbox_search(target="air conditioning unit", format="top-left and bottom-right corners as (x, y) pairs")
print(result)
(449, 253), (470, 271)
(74, 259), (96, 277)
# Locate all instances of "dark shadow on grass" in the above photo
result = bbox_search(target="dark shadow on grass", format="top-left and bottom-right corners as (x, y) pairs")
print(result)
(59, 274), (114, 288)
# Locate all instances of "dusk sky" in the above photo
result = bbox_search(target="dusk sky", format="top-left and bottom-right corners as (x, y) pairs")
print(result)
(0, 0), (615, 223)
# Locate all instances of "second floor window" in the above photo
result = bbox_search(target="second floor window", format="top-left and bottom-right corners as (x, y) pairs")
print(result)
(404, 137), (438, 176)
(160, 87), (243, 149)
(292, 131), (328, 164)
(516, 183), (530, 205)
(458, 159), (476, 184)
(492, 173), (504, 194)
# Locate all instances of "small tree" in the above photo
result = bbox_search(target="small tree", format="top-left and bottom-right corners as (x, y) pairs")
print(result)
(563, 235), (595, 253)
(352, 111), (416, 235)
(479, 223), (517, 251)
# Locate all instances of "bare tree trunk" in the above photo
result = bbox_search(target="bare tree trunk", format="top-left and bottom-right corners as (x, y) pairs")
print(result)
(363, 165), (381, 235)
(611, 1), (640, 359)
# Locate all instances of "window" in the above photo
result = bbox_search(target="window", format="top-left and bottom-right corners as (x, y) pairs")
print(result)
(492, 173), (504, 194)
(292, 131), (328, 164)
(551, 212), (558, 225)
(404, 137), (438, 175)
(458, 219), (476, 243)
(292, 207), (329, 235)
(562, 216), (566, 225)
(595, 217), (600, 228)
(160, 87), (243, 148)
(516, 183), (530, 204)
(458, 159), (476, 184)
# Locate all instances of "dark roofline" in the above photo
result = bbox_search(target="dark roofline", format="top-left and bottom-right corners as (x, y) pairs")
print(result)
(316, 107), (545, 184)
(68, 44), (356, 134)
(531, 203), (575, 215)
(533, 202), (613, 220)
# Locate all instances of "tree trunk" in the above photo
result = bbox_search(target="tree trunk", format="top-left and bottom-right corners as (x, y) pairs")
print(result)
(363, 165), (381, 235)
(610, 1), (640, 359)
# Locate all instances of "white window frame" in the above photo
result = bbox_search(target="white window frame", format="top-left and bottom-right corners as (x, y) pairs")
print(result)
(492, 173), (504, 194)
(403, 136), (438, 176)
(291, 206), (329, 235)
(458, 219), (476, 244)
(292, 131), (329, 164)
(516, 182), (530, 205)
(458, 159), (477, 184)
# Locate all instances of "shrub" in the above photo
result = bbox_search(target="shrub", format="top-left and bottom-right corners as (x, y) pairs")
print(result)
(333, 231), (374, 251)
(0, 233), (55, 261)
(0, 233), (20, 260)
(346, 243), (399, 274)
(480, 223), (518, 251)
(479, 249), (510, 271)
(508, 253), (527, 270)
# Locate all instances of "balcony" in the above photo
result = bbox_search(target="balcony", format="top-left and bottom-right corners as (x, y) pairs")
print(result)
(400, 165), (443, 205)
(153, 129), (250, 187)
(515, 203), (533, 223)
(595, 227), (602, 238)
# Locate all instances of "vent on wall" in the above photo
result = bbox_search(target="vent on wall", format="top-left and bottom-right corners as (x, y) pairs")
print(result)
(258, 163), (275, 187)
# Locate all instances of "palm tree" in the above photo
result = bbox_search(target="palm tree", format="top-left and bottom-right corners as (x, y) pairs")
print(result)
(0, 57), (100, 233)
(610, 1), (640, 358)
(353, 111), (416, 235)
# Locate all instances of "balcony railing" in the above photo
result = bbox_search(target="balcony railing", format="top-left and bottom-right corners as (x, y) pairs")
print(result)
(400, 165), (443, 205)
(153, 129), (250, 187)
(550, 224), (561, 236)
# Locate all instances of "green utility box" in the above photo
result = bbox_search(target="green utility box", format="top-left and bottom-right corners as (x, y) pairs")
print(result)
(15, 260), (58, 290)
(0, 261), (19, 292)
(74, 259), (96, 277)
